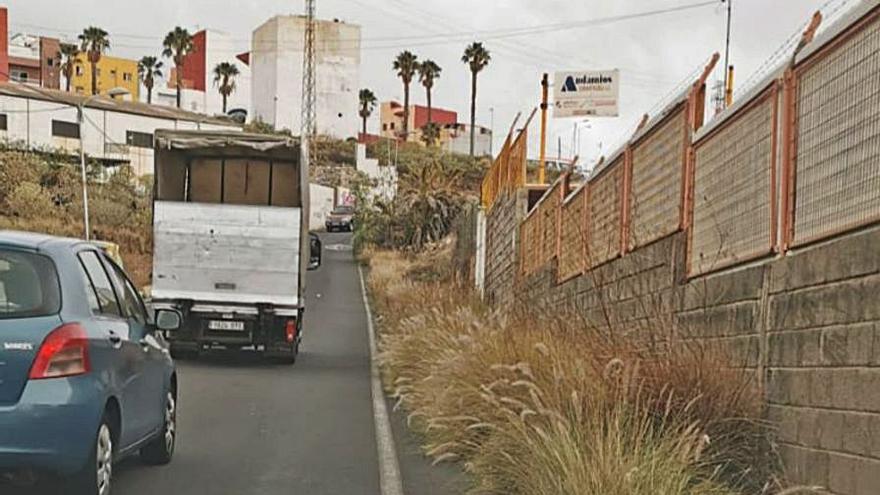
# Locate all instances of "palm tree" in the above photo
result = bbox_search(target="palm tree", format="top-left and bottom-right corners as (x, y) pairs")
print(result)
(137, 56), (163, 104)
(162, 27), (195, 109)
(420, 122), (440, 147)
(359, 88), (378, 136)
(59, 43), (80, 93)
(213, 62), (240, 114)
(462, 42), (491, 156)
(393, 51), (418, 138)
(418, 60), (442, 145)
(79, 27), (110, 96)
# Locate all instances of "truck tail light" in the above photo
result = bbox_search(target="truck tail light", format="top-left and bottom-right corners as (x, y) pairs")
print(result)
(29, 323), (91, 380)
(285, 319), (297, 343)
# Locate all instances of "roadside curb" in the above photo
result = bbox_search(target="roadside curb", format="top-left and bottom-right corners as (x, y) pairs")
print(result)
(358, 266), (405, 495)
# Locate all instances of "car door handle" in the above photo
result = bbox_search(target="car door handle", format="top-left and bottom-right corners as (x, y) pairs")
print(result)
(108, 332), (123, 349)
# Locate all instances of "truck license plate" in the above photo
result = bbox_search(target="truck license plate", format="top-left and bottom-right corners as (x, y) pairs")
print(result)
(208, 320), (245, 331)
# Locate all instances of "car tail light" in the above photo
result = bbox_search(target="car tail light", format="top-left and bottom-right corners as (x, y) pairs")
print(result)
(285, 320), (297, 343)
(29, 323), (91, 380)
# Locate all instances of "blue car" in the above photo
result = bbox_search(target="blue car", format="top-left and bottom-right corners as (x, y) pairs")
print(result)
(0, 231), (181, 495)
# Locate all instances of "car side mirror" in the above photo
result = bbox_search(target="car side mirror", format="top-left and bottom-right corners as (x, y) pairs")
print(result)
(155, 309), (182, 331)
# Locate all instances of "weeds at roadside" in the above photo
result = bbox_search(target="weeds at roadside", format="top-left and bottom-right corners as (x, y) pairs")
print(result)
(365, 249), (783, 495)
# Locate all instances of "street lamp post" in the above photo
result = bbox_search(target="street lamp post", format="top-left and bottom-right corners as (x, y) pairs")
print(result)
(77, 103), (91, 241)
(77, 89), (128, 241)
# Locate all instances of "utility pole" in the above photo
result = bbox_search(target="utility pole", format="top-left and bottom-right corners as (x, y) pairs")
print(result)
(538, 73), (549, 185)
(301, 0), (317, 173)
(722, 0), (733, 107)
(489, 107), (495, 157)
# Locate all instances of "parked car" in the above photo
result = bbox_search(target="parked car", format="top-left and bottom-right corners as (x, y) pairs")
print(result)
(0, 231), (182, 495)
(325, 205), (355, 232)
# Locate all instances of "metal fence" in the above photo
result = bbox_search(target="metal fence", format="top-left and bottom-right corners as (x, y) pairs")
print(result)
(482, 128), (528, 210)
(791, 7), (880, 246)
(588, 159), (625, 268)
(629, 105), (687, 250)
(689, 86), (778, 276)
(509, 4), (880, 286)
(558, 184), (588, 282)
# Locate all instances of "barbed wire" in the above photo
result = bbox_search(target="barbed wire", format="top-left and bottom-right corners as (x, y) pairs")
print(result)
(734, 0), (852, 99)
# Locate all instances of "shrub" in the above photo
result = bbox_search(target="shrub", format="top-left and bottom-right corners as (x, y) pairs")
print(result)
(368, 250), (779, 495)
(6, 182), (56, 219)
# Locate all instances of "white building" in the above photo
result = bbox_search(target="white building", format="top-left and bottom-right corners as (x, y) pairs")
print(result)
(251, 16), (360, 138)
(0, 82), (240, 176)
(154, 29), (251, 118)
(441, 123), (493, 157)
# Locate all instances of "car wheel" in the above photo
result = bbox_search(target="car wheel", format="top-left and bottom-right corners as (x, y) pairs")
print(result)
(140, 391), (176, 465)
(71, 417), (113, 495)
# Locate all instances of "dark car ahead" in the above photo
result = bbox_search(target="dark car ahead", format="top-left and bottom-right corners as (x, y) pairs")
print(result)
(325, 205), (355, 232)
(0, 231), (181, 495)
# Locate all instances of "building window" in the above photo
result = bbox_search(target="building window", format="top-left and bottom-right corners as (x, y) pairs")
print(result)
(390, 122), (395, 130)
(0, 114), (7, 131)
(52, 120), (80, 139)
(382, 123), (387, 131)
(126, 131), (153, 149)
(75, 66), (84, 76)
(47, 58), (55, 67)
(123, 73), (132, 82)
(11, 71), (28, 82)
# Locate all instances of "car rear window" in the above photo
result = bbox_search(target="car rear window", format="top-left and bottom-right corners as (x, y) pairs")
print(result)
(333, 206), (354, 215)
(0, 249), (61, 319)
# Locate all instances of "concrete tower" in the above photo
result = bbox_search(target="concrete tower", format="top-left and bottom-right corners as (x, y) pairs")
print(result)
(251, 16), (361, 139)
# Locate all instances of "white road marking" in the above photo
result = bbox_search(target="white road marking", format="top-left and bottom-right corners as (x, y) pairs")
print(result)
(358, 266), (405, 495)
(326, 243), (353, 252)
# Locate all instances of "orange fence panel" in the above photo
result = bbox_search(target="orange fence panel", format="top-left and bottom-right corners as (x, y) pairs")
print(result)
(629, 106), (687, 250)
(588, 159), (624, 268)
(791, 9), (880, 246)
(690, 86), (778, 276)
(558, 185), (588, 282)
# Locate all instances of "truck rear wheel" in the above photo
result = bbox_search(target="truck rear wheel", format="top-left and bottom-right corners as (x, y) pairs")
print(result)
(267, 341), (299, 365)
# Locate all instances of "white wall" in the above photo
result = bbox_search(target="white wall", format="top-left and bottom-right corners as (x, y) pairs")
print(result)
(251, 17), (360, 138)
(154, 88), (207, 114)
(443, 128), (493, 157)
(0, 92), (240, 176)
(356, 143), (397, 201)
(309, 183), (335, 231)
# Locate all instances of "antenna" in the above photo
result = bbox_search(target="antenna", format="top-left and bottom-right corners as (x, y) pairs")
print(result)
(301, 0), (317, 170)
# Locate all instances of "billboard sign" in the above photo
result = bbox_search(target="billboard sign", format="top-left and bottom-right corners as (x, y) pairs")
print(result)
(553, 70), (620, 118)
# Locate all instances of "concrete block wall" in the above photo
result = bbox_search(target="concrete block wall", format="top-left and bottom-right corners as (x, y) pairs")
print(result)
(490, 221), (880, 494)
(483, 189), (526, 307)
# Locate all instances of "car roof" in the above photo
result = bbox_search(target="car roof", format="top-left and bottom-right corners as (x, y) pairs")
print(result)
(0, 230), (89, 252)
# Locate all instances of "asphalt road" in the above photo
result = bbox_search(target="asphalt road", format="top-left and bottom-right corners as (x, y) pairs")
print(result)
(4, 232), (468, 495)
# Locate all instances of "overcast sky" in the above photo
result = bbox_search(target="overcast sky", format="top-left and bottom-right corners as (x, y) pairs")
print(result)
(5, 0), (853, 166)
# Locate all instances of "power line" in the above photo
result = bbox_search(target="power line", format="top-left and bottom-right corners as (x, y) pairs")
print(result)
(9, 1), (718, 52)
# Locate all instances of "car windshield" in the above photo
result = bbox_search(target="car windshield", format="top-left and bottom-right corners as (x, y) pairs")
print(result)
(332, 206), (355, 215)
(0, 249), (61, 319)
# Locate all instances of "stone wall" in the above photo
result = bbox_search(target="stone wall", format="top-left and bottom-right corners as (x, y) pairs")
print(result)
(502, 224), (880, 495)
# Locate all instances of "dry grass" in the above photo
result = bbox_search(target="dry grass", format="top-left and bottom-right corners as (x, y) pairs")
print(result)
(366, 249), (781, 495)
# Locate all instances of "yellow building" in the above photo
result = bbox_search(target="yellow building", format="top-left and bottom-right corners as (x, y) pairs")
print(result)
(71, 54), (139, 100)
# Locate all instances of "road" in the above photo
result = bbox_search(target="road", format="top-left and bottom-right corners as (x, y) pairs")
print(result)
(5, 232), (467, 495)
